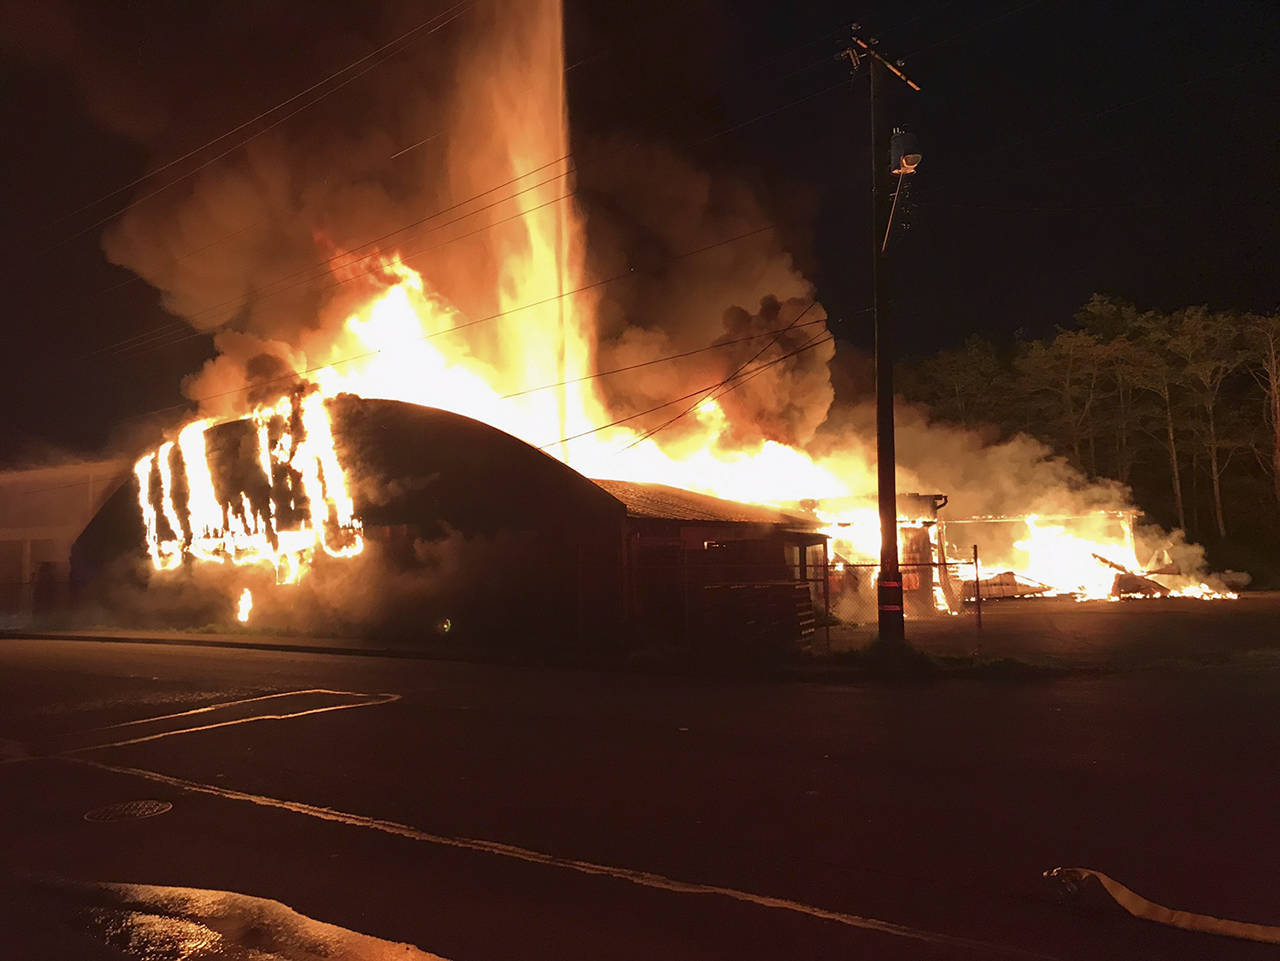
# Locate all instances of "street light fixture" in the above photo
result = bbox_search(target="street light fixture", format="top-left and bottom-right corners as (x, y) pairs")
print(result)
(890, 129), (923, 175)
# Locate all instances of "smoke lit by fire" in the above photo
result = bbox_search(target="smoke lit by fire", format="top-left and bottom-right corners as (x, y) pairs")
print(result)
(119, 0), (1234, 616)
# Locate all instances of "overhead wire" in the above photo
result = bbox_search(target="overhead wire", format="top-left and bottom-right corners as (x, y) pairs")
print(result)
(79, 68), (857, 362)
(47, 4), (472, 254)
(52, 17), (857, 357)
(16, 14), (875, 467)
(536, 331), (835, 451)
(4, 12), (896, 494)
(108, 221), (786, 423)
(627, 325), (834, 451)
(36, 0), (736, 326)
(619, 300), (820, 452)
(50, 1), (473, 229)
(499, 317), (833, 399)
(29, 2), (1014, 360)
(3, 315), (849, 502)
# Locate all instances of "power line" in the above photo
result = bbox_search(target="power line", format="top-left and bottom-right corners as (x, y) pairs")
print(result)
(620, 300), (820, 452)
(15, 25), (863, 454)
(500, 318), (833, 399)
(621, 323), (832, 453)
(111, 221), (784, 423)
(537, 331), (835, 451)
(108, 185), (587, 360)
(77, 70), (856, 363)
(76, 158), (582, 361)
(46, 17), (856, 349)
(388, 134), (440, 160)
(163, 72), (851, 350)
(52, 2), (472, 228)
(46, 4), (472, 254)
(4, 317), (847, 501)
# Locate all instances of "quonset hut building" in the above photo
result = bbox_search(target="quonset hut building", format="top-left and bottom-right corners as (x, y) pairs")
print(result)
(71, 398), (829, 656)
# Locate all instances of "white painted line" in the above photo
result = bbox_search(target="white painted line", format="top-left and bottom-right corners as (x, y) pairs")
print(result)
(64, 693), (400, 753)
(68, 756), (1055, 960)
(83, 689), (360, 732)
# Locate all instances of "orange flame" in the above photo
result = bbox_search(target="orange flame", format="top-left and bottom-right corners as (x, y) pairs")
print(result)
(131, 0), (1232, 614)
(133, 391), (363, 583)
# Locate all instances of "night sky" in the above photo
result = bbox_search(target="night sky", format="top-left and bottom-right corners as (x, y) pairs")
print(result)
(1, 0), (1276, 462)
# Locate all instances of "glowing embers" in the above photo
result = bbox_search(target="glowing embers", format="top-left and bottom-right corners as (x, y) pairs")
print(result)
(132, 391), (363, 583)
(236, 588), (253, 623)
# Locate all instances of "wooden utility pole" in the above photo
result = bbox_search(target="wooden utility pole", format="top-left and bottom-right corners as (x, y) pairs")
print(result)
(842, 31), (920, 644)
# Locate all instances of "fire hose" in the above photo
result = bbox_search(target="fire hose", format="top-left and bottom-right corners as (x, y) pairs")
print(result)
(1043, 867), (1280, 945)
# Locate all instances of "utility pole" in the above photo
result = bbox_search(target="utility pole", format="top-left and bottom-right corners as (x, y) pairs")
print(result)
(842, 31), (921, 644)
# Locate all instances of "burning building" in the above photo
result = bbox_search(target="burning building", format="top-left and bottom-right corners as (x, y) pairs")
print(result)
(597, 479), (828, 654)
(73, 397), (832, 655)
(43, 0), (1235, 649)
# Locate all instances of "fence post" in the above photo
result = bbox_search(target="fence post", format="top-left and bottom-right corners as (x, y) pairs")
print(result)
(823, 540), (831, 654)
(972, 543), (983, 649)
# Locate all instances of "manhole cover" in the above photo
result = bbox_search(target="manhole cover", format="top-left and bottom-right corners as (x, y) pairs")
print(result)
(83, 800), (173, 823)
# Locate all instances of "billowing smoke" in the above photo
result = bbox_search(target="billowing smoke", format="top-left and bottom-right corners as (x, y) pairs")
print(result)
(810, 373), (1233, 587)
(20, 0), (1225, 597)
(581, 142), (834, 448)
(813, 393), (1130, 518)
(73, 0), (832, 444)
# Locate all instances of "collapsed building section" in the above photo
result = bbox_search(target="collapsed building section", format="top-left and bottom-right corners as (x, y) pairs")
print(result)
(820, 492), (954, 621)
(938, 513), (1233, 601)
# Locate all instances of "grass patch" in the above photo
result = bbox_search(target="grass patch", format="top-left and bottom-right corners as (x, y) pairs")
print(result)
(931, 653), (1077, 679)
(788, 637), (1080, 682)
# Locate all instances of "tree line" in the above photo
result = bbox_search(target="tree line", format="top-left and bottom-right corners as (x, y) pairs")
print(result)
(899, 295), (1280, 570)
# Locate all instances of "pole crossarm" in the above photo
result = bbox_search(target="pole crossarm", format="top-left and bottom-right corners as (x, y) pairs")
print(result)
(848, 35), (922, 91)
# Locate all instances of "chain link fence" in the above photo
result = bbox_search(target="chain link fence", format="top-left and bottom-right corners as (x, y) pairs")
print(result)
(829, 559), (985, 628)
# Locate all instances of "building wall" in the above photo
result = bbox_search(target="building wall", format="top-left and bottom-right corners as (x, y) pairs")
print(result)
(0, 460), (131, 622)
(623, 518), (826, 653)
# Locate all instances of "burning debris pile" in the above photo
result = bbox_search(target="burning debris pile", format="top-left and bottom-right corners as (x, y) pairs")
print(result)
(943, 514), (1237, 603)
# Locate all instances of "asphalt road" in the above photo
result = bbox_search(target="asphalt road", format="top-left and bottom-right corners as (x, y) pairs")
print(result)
(834, 591), (1280, 667)
(1, 637), (1277, 959)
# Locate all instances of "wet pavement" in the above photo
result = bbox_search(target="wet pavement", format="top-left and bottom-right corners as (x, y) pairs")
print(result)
(1, 636), (1277, 959)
